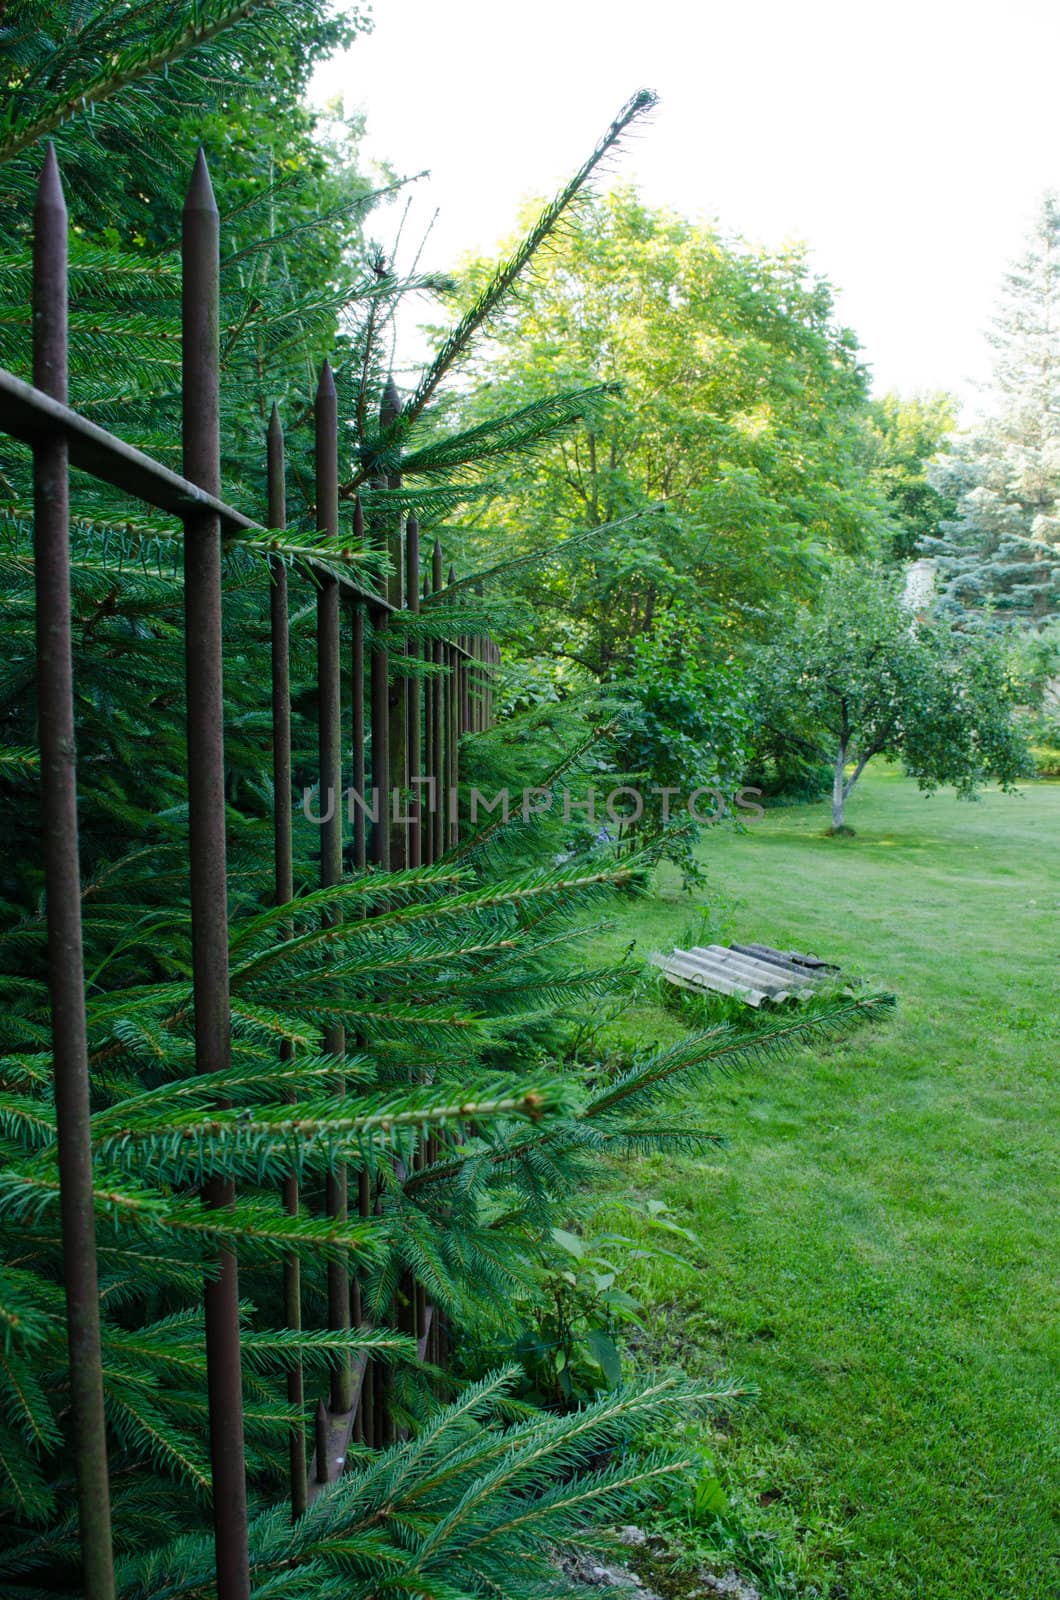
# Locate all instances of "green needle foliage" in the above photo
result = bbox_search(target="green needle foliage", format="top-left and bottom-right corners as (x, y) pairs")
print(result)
(0, 7), (890, 1595)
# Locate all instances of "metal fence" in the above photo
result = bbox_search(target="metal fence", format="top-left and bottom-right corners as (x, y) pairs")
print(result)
(2, 147), (496, 1600)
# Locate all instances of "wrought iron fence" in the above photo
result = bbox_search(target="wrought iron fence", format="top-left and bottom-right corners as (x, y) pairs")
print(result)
(2, 146), (496, 1600)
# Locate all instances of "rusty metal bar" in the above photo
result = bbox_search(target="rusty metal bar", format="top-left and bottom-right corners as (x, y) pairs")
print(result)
(381, 377), (407, 1448)
(0, 366), (247, 522)
(459, 632), (470, 734)
(370, 598), (390, 868)
(489, 639), (497, 726)
(351, 502), (368, 870)
(421, 571), (434, 866)
(269, 407), (292, 912)
(377, 1181), (394, 1446)
(315, 362), (353, 1418)
(182, 149), (250, 1600)
(483, 640), (489, 729)
(267, 405), (307, 1519)
(431, 540), (445, 861)
(405, 514), (422, 869)
(474, 633), (483, 733)
(470, 635), (477, 734)
(447, 565), (460, 848)
(358, 1167), (376, 1447)
(348, 496), (372, 1450)
(381, 379), (407, 868)
(32, 146), (116, 1600)
(0, 368), (394, 611)
(369, 461), (390, 872)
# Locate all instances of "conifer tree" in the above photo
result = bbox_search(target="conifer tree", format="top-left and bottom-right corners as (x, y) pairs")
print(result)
(926, 194), (1060, 626)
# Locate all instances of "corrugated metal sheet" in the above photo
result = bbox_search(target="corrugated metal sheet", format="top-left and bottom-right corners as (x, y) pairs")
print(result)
(650, 943), (839, 1007)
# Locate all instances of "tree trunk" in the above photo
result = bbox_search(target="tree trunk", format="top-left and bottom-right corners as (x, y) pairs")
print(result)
(831, 743), (847, 831)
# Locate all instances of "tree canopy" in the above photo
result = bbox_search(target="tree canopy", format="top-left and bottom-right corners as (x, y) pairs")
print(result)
(753, 565), (1031, 832)
(866, 391), (957, 564)
(447, 188), (891, 678)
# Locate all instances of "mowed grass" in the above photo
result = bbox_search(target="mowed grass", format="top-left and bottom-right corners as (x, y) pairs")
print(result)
(588, 765), (1059, 1599)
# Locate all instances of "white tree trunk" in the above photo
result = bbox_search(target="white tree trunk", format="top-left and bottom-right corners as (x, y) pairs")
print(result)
(831, 743), (847, 831)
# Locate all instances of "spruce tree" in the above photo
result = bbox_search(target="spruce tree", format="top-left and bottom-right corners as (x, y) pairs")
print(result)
(926, 194), (1060, 625)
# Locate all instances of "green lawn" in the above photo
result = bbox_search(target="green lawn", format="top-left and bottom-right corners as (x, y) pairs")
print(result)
(590, 765), (1059, 1599)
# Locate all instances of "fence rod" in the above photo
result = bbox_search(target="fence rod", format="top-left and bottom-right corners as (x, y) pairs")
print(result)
(447, 564), (459, 848)
(267, 404), (308, 1518)
(182, 149), (251, 1600)
(32, 144), (117, 1600)
(315, 361), (353, 1417)
(382, 379), (407, 868)
(352, 500), (368, 870)
(405, 514), (422, 868)
(370, 482), (391, 870)
(431, 540), (444, 859)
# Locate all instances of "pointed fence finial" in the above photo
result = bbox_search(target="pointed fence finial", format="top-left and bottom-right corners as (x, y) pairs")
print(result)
(447, 564), (456, 587)
(266, 404), (285, 531)
(316, 358), (336, 400)
(34, 142), (66, 218)
(183, 146), (218, 215)
(380, 374), (401, 426)
(33, 141), (69, 402)
(353, 493), (364, 540)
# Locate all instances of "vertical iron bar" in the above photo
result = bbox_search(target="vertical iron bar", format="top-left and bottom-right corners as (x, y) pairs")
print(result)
(431, 540), (444, 861)
(369, 461), (390, 869)
(267, 405), (307, 1518)
(377, 1182), (394, 1446)
(459, 633), (470, 734)
(315, 362), (352, 1417)
(474, 633), (482, 733)
(381, 378), (407, 867)
(33, 145), (116, 1600)
(358, 1166), (375, 1445)
(421, 572), (433, 865)
(370, 599), (390, 867)
(183, 148), (250, 1600)
(405, 515), (421, 869)
(349, 500), (370, 1436)
(379, 383), (406, 1441)
(400, 509), (423, 1400)
(447, 565), (460, 848)
(352, 502), (367, 870)
(489, 640), (496, 726)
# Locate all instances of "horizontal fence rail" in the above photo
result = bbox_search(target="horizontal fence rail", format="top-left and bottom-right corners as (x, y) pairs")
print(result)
(11, 145), (497, 1600)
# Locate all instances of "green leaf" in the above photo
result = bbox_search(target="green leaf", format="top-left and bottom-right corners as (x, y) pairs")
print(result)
(551, 1227), (585, 1258)
(585, 1329), (623, 1388)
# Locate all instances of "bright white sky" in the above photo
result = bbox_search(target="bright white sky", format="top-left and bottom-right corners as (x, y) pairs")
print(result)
(311, 0), (1060, 413)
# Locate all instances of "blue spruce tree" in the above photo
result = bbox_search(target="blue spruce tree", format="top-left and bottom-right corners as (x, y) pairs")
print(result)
(926, 194), (1060, 627)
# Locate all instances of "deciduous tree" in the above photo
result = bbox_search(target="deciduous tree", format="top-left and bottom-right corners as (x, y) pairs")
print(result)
(753, 566), (1030, 833)
(449, 189), (889, 676)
